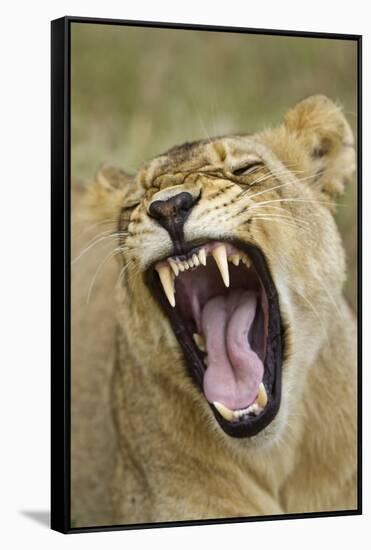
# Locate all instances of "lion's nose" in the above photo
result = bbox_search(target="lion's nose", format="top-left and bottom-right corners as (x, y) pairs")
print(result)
(149, 191), (195, 223)
(148, 190), (198, 253)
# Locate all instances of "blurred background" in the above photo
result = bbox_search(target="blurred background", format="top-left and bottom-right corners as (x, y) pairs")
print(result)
(71, 23), (358, 527)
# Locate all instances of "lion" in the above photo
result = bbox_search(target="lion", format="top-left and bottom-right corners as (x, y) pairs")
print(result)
(71, 95), (357, 526)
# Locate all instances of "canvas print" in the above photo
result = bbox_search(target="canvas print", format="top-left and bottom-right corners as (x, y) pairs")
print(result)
(65, 20), (359, 530)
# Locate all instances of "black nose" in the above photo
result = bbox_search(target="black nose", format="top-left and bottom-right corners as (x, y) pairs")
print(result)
(148, 191), (197, 254)
(149, 191), (195, 221)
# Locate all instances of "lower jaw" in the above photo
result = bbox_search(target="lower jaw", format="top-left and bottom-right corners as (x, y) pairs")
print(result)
(146, 239), (284, 438)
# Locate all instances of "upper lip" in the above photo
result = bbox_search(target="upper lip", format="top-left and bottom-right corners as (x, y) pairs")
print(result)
(145, 238), (283, 438)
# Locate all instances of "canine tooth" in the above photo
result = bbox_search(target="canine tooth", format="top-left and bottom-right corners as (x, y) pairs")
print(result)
(193, 333), (206, 352)
(198, 248), (207, 266)
(192, 253), (200, 266)
(212, 245), (230, 287)
(213, 402), (235, 422)
(230, 254), (240, 267)
(256, 383), (268, 408)
(155, 265), (175, 307)
(168, 259), (179, 277)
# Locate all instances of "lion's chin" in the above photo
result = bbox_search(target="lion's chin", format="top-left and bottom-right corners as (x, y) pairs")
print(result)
(146, 238), (284, 438)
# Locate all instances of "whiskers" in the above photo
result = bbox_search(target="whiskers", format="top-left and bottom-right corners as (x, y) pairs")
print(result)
(84, 242), (139, 304)
(72, 229), (129, 265)
(248, 215), (310, 233)
(248, 172), (340, 209)
(71, 217), (118, 238)
(248, 196), (339, 210)
(197, 112), (213, 145)
(71, 217), (139, 303)
(86, 246), (123, 304)
(237, 163), (341, 210)
(315, 276), (345, 320)
(293, 287), (329, 345)
(228, 167), (341, 234)
(239, 167), (305, 199)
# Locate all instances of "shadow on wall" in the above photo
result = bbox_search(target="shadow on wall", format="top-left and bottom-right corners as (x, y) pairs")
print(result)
(20, 510), (50, 529)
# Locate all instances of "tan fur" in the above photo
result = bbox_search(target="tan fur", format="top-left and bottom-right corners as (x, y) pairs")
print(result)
(74, 96), (357, 525)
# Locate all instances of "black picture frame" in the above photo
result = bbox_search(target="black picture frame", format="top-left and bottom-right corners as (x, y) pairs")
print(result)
(51, 15), (362, 534)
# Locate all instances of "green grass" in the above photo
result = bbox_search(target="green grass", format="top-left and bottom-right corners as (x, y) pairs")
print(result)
(71, 23), (357, 309)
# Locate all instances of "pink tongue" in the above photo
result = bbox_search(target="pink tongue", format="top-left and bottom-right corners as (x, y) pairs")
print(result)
(201, 291), (264, 410)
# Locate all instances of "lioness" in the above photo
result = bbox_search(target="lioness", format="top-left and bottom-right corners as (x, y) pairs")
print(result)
(77, 95), (357, 524)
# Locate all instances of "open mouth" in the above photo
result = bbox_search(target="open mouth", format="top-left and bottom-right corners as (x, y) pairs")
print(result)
(146, 240), (283, 438)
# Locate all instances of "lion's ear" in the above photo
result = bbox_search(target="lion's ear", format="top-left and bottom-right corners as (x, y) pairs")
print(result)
(86, 164), (137, 221)
(284, 95), (356, 199)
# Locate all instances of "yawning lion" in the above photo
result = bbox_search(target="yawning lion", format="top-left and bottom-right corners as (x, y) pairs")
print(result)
(73, 95), (357, 525)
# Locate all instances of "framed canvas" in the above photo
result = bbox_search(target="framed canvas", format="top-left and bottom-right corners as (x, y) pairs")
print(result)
(51, 16), (362, 533)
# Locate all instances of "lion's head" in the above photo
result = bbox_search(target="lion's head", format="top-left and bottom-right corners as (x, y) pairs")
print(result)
(88, 95), (355, 448)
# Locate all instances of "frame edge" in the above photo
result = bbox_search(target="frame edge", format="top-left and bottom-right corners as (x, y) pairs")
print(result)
(51, 16), (70, 534)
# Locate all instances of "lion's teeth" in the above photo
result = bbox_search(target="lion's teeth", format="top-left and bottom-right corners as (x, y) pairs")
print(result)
(198, 248), (207, 266)
(168, 259), (179, 277)
(234, 403), (261, 418)
(213, 402), (235, 422)
(156, 265), (175, 307)
(256, 382), (268, 408)
(229, 254), (241, 267)
(193, 332), (206, 352)
(212, 244), (230, 287)
(242, 254), (251, 268)
(163, 244), (248, 296)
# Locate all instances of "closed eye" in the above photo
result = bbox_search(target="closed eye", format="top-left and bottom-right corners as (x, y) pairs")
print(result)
(231, 161), (264, 177)
(122, 201), (140, 211)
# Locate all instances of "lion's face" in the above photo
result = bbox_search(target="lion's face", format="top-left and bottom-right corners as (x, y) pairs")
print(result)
(90, 95), (355, 447)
